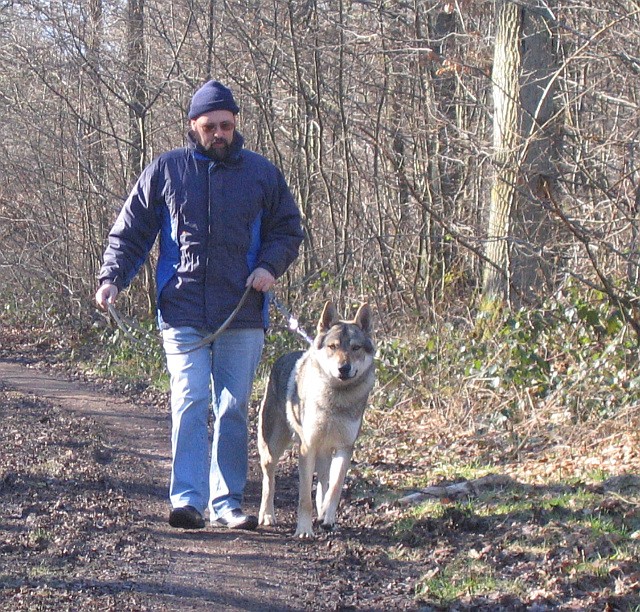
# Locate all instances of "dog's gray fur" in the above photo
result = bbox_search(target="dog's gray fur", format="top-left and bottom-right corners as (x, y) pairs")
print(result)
(258, 301), (375, 538)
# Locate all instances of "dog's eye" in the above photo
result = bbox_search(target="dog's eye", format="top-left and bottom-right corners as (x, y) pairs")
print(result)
(351, 344), (362, 351)
(328, 343), (339, 351)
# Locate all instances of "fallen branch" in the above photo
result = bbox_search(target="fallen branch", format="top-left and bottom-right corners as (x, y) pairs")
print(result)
(397, 473), (515, 505)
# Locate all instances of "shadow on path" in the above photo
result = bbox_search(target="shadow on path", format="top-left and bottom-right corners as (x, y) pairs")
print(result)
(0, 359), (313, 611)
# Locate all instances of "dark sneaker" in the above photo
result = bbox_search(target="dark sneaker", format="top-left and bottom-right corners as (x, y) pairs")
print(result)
(213, 508), (258, 531)
(169, 505), (205, 530)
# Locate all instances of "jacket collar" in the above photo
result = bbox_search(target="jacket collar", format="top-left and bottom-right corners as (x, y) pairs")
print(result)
(187, 130), (244, 165)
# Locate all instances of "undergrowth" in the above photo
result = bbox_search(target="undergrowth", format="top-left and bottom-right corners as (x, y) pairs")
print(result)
(3, 284), (639, 433)
(374, 285), (640, 434)
(406, 485), (640, 607)
(3, 286), (640, 609)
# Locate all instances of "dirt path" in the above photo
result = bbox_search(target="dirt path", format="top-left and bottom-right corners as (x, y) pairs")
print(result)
(0, 359), (409, 611)
(4, 333), (640, 610)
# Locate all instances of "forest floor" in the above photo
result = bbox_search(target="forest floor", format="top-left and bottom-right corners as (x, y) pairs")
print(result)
(1, 322), (640, 611)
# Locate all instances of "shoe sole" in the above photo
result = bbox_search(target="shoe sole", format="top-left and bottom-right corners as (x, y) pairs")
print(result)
(213, 516), (258, 531)
(169, 518), (205, 529)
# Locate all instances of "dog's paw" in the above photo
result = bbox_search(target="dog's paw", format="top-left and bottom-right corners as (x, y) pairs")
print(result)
(294, 518), (315, 538)
(259, 513), (277, 526)
(320, 521), (335, 532)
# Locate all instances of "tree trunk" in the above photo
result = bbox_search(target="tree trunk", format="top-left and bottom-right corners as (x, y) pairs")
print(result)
(483, 0), (560, 306)
(127, 0), (155, 316)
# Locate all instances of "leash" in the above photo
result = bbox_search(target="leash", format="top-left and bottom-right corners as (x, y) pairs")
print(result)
(270, 295), (314, 346)
(106, 302), (158, 346)
(163, 285), (253, 355)
(105, 285), (253, 355)
(105, 286), (312, 354)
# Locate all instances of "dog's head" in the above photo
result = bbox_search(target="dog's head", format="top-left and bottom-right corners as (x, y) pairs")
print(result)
(313, 301), (375, 383)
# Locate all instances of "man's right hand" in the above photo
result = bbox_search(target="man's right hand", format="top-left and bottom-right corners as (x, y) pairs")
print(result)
(95, 283), (119, 311)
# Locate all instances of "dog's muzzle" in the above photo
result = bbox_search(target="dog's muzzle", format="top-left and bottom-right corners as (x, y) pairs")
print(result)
(337, 364), (354, 380)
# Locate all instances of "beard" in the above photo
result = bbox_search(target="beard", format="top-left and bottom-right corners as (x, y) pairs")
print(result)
(204, 139), (231, 161)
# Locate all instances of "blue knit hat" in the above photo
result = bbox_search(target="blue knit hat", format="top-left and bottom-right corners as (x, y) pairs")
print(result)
(188, 80), (240, 119)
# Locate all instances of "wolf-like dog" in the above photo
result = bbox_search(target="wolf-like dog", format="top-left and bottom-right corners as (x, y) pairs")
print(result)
(258, 301), (375, 538)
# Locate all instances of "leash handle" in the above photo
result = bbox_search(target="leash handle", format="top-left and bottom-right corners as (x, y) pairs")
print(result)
(106, 301), (157, 345)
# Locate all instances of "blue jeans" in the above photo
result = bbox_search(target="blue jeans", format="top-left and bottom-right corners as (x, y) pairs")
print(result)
(161, 326), (264, 520)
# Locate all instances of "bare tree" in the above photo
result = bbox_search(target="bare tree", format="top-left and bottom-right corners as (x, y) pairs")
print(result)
(1, 0), (639, 333)
(482, 0), (561, 306)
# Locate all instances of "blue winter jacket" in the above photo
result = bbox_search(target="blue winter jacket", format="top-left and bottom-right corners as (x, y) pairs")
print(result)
(98, 131), (303, 331)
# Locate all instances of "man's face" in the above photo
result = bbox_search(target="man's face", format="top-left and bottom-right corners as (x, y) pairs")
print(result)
(190, 109), (236, 160)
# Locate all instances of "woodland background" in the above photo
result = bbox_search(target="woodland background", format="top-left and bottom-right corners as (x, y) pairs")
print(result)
(2, 0), (639, 319)
(2, 1), (640, 430)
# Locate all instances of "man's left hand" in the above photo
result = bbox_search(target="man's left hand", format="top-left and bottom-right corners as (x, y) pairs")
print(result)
(246, 267), (276, 292)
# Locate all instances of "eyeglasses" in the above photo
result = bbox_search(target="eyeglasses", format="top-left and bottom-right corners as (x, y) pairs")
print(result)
(199, 121), (235, 133)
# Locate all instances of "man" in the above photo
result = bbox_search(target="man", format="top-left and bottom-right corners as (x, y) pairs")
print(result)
(95, 80), (303, 531)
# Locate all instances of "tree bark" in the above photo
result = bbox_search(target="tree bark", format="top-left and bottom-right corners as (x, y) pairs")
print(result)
(127, 0), (155, 316)
(483, 0), (560, 306)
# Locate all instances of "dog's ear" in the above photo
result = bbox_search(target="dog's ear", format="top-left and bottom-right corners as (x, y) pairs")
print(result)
(354, 303), (372, 333)
(317, 301), (339, 334)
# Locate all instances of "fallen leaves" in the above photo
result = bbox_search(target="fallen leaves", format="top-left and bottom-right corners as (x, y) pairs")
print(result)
(0, 388), (165, 611)
(2, 322), (640, 610)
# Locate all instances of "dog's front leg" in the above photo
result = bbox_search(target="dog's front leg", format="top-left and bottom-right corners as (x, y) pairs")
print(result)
(258, 456), (277, 526)
(314, 454), (331, 517)
(294, 445), (316, 538)
(318, 448), (352, 530)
